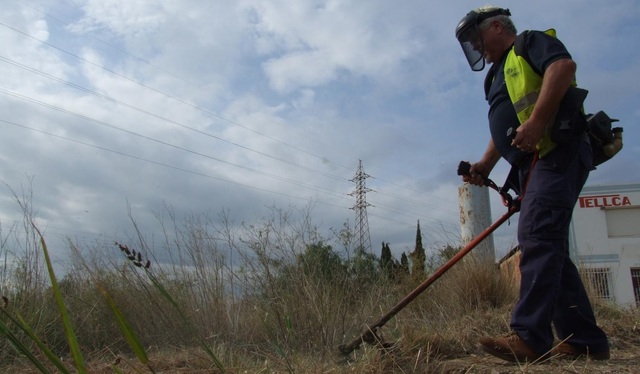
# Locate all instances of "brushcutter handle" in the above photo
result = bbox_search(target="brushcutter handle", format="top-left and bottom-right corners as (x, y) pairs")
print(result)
(458, 161), (471, 176)
(457, 160), (472, 177)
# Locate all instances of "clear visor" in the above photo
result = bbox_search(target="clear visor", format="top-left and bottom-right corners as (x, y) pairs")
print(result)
(457, 25), (485, 71)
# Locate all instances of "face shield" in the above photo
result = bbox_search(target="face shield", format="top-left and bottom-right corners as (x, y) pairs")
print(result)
(455, 8), (511, 72)
(456, 14), (485, 71)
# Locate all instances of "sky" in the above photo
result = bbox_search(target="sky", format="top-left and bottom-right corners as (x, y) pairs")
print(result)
(1, 0), (639, 269)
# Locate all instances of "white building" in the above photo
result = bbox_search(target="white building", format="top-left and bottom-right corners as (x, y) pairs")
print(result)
(569, 183), (640, 307)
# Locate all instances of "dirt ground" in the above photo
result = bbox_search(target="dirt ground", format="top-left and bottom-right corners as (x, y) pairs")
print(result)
(3, 348), (639, 373)
(2, 330), (639, 373)
(438, 349), (640, 374)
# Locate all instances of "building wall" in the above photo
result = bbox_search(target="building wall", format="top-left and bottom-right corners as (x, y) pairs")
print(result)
(569, 183), (640, 306)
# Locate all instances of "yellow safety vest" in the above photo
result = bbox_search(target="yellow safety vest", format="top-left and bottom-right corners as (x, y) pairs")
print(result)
(503, 29), (573, 158)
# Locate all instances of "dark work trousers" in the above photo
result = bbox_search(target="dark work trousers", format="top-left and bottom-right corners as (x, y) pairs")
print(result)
(511, 134), (609, 355)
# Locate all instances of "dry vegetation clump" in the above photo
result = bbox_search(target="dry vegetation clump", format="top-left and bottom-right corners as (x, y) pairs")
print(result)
(0, 196), (638, 373)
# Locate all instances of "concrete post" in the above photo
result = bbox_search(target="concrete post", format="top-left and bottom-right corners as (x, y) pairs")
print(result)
(458, 183), (495, 263)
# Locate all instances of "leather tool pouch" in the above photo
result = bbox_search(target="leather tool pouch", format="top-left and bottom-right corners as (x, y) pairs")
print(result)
(550, 86), (589, 143)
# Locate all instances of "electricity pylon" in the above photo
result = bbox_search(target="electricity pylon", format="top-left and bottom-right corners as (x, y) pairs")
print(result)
(349, 160), (373, 253)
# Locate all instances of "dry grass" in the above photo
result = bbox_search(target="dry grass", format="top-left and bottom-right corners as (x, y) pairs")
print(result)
(1, 199), (638, 373)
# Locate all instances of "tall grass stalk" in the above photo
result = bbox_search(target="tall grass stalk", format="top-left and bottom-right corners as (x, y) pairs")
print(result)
(1, 184), (85, 372)
(145, 264), (226, 373)
(0, 315), (53, 374)
(116, 242), (226, 373)
(94, 281), (153, 372)
(0, 306), (70, 374)
(30, 221), (87, 374)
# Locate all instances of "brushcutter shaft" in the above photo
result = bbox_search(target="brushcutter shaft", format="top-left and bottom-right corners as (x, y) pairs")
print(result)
(338, 204), (518, 355)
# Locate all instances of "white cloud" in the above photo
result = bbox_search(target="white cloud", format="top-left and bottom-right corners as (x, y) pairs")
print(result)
(245, 1), (425, 93)
(68, 0), (166, 37)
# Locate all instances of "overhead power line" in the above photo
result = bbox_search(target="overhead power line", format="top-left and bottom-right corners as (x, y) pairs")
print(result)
(0, 20), (355, 177)
(0, 15), (460, 210)
(0, 118), (351, 209)
(0, 60), (459, 227)
(0, 14), (463, 233)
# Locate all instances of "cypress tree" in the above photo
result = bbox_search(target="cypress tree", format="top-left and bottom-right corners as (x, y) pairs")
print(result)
(410, 220), (426, 279)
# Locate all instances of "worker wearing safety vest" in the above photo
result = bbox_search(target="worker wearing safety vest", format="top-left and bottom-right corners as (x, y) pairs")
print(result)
(455, 6), (610, 363)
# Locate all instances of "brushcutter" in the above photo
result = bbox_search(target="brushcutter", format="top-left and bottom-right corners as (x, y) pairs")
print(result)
(337, 161), (520, 355)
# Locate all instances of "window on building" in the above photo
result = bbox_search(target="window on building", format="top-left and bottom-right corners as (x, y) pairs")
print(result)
(580, 268), (613, 301)
(605, 207), (640, 237)
(631, 268), (640, 307)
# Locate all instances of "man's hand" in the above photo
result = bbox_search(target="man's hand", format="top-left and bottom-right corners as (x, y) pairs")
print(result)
(511, 119), (545, 153)
(462, 161), (493, 186)
(462, 139), (502, 186)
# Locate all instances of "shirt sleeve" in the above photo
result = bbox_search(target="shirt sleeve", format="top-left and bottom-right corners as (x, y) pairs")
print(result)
(525, 31), (572, 74)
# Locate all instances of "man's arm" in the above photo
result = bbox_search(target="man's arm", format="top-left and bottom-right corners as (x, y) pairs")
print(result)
(511, 58), (577, 151)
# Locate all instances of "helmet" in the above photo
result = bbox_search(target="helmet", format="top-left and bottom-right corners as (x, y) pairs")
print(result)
(455, 8), (511, 71)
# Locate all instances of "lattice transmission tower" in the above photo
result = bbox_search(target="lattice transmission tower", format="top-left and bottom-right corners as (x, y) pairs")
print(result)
(349, 160), (373, 253)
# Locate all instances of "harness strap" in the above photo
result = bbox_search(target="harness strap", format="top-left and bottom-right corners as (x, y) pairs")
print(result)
(500, 152), (539, 211)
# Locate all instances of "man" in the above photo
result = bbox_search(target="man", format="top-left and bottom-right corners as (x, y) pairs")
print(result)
(454, 6), (610, 363)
